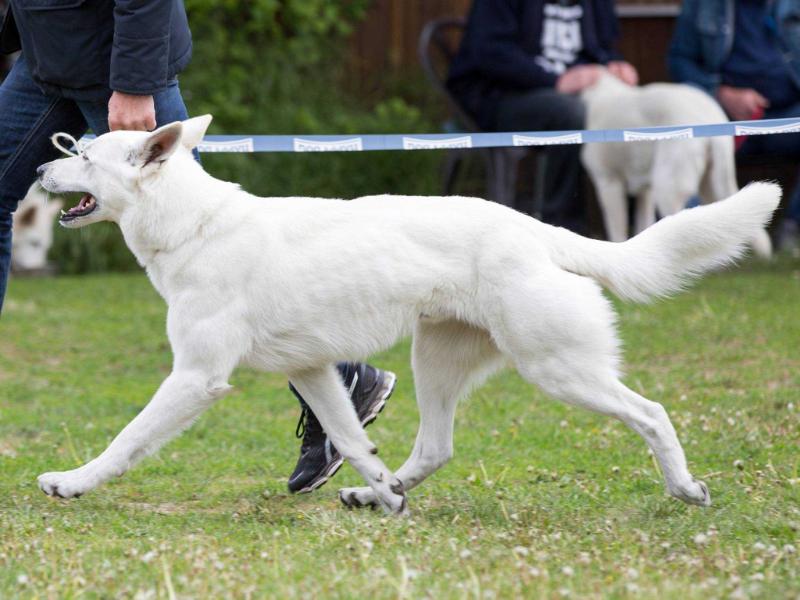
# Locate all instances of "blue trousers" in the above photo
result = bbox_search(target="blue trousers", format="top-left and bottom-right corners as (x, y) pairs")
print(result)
(0, 56), (191, 315)
(739, 101), (800, 223)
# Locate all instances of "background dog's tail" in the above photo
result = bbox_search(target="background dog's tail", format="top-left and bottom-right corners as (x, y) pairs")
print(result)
(542, 182), (781, 303)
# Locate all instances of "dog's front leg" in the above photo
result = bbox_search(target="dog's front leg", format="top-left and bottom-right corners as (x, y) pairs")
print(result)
(290, 365), (408, 515)
(37, 370), (231, 498)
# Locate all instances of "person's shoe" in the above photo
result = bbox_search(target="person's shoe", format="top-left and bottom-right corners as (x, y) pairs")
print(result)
(287, 364), (397, 494)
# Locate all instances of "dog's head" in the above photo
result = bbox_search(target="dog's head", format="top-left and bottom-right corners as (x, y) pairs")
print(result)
(37, 114), (213, 229)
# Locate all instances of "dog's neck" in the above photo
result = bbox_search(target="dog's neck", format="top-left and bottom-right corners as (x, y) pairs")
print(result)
(119, 156), (240, 268)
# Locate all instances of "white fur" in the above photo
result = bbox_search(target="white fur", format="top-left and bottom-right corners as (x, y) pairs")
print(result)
(35, 116), (781, 514)
(11, 184), (62, 272)
(582, 72), (773, 258)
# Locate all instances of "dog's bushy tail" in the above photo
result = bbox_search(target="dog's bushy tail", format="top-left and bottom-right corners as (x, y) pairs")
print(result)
(543, 182), (781, 303)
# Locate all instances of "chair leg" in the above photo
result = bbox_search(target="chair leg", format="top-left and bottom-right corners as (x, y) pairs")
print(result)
(532, 151), (548, 219)
(487, 149), (515, 207)
(442, 150), (464, 196)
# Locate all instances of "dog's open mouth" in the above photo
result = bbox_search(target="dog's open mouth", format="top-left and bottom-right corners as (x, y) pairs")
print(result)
(60, 193), (97, 222)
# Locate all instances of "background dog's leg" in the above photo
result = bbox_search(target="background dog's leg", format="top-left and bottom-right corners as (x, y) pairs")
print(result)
(650, 142), (704, 220)
(339, 320), (504, 509)
(633, 188), (656, 236)
(591, 175), (628, 242)
(290, 365), (408, 515)
(37, 369), (232, 499)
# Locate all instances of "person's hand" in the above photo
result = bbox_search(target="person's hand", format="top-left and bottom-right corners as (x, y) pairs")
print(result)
(556, 64), (603, 94)
(717, 85), (770, 121)
(607, 61), (639, 86)
(108, 91), (156, 131)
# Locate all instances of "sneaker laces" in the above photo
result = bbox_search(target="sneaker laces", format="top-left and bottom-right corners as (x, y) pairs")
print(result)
(294, 406), (324, 450)
(295, 407), (309, 439)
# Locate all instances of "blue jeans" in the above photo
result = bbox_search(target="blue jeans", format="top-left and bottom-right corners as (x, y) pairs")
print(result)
(0, 55), (191, 315)
(738, 101), (800, 224)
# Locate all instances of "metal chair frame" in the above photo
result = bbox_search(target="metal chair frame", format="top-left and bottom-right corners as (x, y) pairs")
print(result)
(418, 16), (545, 211)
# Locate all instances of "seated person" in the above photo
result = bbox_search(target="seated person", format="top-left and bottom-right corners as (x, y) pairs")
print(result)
(669, 0), (800, 249)
(447, 0), (637, 234)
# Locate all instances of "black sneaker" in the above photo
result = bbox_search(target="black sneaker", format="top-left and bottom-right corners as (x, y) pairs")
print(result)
(287, 363), (397, 494)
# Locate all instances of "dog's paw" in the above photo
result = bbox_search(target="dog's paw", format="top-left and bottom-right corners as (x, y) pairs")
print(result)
(671, 479), (711, 507)
(379, 478), (409, 516)
(37, 469), (94, 499)
(340, 478), (409, 516)
(339, 486), (379, 509)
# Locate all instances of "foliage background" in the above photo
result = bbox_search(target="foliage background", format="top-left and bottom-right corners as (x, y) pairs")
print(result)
(50, 0), (447, 273)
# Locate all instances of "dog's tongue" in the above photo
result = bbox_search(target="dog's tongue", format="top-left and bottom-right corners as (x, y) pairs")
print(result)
(62, 193), (96, 218)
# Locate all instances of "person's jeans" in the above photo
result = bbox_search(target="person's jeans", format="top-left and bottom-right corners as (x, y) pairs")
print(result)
(739, 101), (800, 223)
(492, 88), (587, 234)
(0, 55), (191, 315)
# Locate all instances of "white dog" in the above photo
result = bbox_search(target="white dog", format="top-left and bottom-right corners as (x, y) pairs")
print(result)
(11, 184), (62, 272)
(35, 115), (779, 515)
(582, 72), (773, 257)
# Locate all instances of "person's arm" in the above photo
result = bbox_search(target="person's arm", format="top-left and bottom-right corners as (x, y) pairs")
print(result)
(108, 0), (175, 131)
(668, 0), (719, 94)
(593, 0), (638, 85)
(592, 0), (623, 63)
(468, 0), (559, 89)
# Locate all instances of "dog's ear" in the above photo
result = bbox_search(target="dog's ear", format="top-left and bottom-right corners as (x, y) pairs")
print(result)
(16, 205), (38, 227)
(181, 114), (213, 150)
(137, 122), (183, 168)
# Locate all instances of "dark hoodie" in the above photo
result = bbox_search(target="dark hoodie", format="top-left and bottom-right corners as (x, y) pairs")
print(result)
(1, 0), (192, 101)
(447, 0), (621, 128)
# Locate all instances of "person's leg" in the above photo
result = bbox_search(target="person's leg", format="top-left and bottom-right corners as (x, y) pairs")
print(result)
(0, 56), (87, 315)
(494, 88), (587, 233)
(288, 362), (396, 493)
(739, 102), (800, 226)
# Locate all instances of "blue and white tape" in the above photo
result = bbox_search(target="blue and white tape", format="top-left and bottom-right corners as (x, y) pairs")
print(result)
(81, 117), (800, 153)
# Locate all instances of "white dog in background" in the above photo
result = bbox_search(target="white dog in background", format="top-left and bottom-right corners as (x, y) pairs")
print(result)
(582, 72), (773, 258)
(11, 185), (62, 272)
(34, 115), (779, 515)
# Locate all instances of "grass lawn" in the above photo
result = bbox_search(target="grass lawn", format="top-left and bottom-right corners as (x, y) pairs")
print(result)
(1, 259), (799, 599)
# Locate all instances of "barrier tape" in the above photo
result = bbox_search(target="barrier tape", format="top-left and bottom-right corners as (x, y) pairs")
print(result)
(79, 116), (800, 153)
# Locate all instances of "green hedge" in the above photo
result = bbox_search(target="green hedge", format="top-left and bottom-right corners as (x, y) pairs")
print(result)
(51, 0), (446, 274)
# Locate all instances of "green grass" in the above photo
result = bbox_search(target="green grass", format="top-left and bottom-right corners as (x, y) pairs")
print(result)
(1, 259), (799, 599)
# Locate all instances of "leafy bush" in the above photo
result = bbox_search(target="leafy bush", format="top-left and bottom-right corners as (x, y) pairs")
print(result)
(50, 0), (444, 273)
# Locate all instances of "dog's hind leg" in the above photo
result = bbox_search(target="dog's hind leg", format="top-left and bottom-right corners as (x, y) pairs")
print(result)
(290, 365), (409, 515)
(529, 369), (709, 505)
(495, 269), (710, 506)
(339, 319), (504, 509)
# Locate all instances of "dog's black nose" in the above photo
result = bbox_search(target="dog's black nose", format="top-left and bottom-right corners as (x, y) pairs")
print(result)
(36, 164), (47, 179)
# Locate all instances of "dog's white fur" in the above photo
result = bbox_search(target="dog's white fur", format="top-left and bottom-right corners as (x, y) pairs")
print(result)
(11, 184), (62, 272)
(35, 115), (780, 514)
(582, 72), (773, 258)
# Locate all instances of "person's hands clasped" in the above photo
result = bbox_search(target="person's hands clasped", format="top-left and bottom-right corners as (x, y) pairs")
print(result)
(556, 64), (603, 94)
(108, 91), (156, 131)
(607, 61), (639, 86)
(717, 85), (770, 121)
